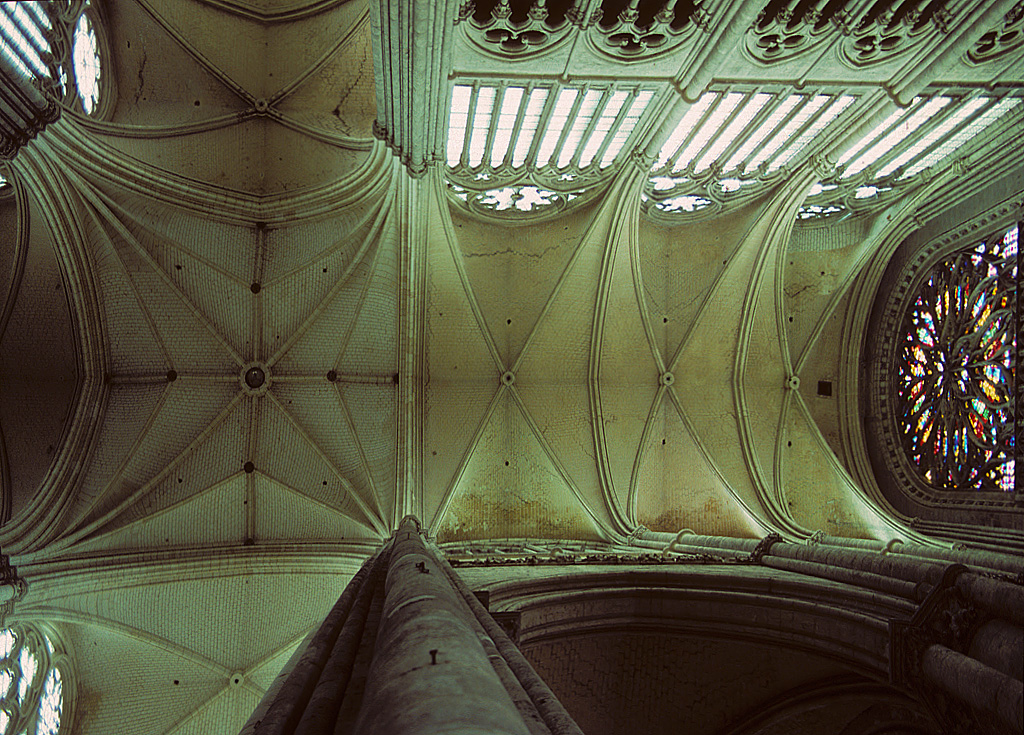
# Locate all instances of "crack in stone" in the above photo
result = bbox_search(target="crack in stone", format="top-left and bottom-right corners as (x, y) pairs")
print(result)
(462, 242), (566, 260)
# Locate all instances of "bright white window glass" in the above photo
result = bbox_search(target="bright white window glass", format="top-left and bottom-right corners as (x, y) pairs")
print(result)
(557, 88), (603, 168)
(655, 92), (716, 170)
(650, 176), (679, 190)
(0, 5), (47, 77)
(807, 182), (837, 196)
(729, 95), (800, 173)
(835, 103), (912, 167)
(658, 194), (711, 212)
(489, 87), (525, 167)
(446, 85), (473, 167)
(73, 11), (101, 114)
(601, 90), (653, 168)
(26, 2), (50, 29)
(748, 95), (829, 172)
(467, 86), (497, 168)
(674, 93), (743, 173)
(10, 4), (46, 57)
(876, 97), (986, 178)
(36, 669), (62, 735)
(511, 87), (549, 168)
(841, 97), (950, 179)
(694, 93), (767, 173)
(536, 88), (579, 168)
(903, 97), (1021, 178)
(769, 95), (855, 171)
(0, 710), (8, 735)
(579, 90), (628, 168)
(17, 649), (36, 702)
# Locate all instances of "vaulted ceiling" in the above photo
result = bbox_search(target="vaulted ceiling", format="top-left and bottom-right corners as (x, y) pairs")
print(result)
(0, 0), (1021, 732)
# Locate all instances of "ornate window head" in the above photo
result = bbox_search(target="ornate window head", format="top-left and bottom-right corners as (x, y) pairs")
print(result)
(894, 224), (1017, 493)
(0, 625), (70, 735)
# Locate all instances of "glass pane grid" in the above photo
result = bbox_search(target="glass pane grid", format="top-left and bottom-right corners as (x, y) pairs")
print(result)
(600, 91), (652, 168)
(0, 627), (63, 735)
(841, 97), (951, 179)
(802, 91), (1023, 220)
(0, 3), (50, 79)
(448, 82), (653, 174)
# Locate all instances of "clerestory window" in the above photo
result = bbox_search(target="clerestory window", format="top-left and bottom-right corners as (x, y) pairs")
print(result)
(445, 80), (655, 215)
(644, 88), (857, 217)
(798, 91), (1023, 220)
(0, 626), (67, 735)
(0, 1), (106, 117)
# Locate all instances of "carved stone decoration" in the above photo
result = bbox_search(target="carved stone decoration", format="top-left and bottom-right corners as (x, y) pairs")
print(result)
(747, 0), (846, 64)
(593, 0), (702, 58)
(888, 564), (997, 735)
(840, 0), (950, 68)
(0, 552), (26, 626)
(460, 0), (576, 56)
(448, 180), (592, 218)
(967, 0), (1024, 64)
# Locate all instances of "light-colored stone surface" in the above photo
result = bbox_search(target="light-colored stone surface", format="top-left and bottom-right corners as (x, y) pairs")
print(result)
(0, 0), (1021, 732)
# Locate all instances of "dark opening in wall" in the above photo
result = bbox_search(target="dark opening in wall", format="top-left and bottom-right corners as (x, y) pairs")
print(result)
(817, 380), (833, 397)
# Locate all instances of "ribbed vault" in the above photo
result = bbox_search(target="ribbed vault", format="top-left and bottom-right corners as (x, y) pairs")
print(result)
(0, 0), (1020, 732)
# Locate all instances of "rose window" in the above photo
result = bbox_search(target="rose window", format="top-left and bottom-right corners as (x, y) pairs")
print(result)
(896, 224), (1017, 492)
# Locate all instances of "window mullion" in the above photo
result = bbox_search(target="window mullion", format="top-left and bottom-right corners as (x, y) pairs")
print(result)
(460, 81), (480, 169)
(716, 91), (771, 173)
(0, 7), (45, 78)
(867, 97), (944, 180)
(890, 92), (988, 178)
(695, 91), (754, 172)
(550, 83), (588, 170)
(841, 96), (927, 178)
(726, 93), (794, 173)
(763, 90), (831, 171)
(524, 84), (561, 167)
(592, 87), (638, 168)
(483, 81), (508, 170)
(569, 88), (611, 169)
(9, 4), (48, 61)
(500, 82), (533, 170)
(672, 92), (724, 174)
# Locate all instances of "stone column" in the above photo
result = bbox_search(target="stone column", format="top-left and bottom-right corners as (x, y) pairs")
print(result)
(240, 518), (582, 734)
(354, 517), (533, 735)
(370, 0), (457, 176)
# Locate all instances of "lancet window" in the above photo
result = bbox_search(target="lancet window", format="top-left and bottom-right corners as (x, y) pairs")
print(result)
(445, 80), (655, 215)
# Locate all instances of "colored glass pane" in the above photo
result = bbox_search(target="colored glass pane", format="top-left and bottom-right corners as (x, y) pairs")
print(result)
(896, 225), (1017, 492)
